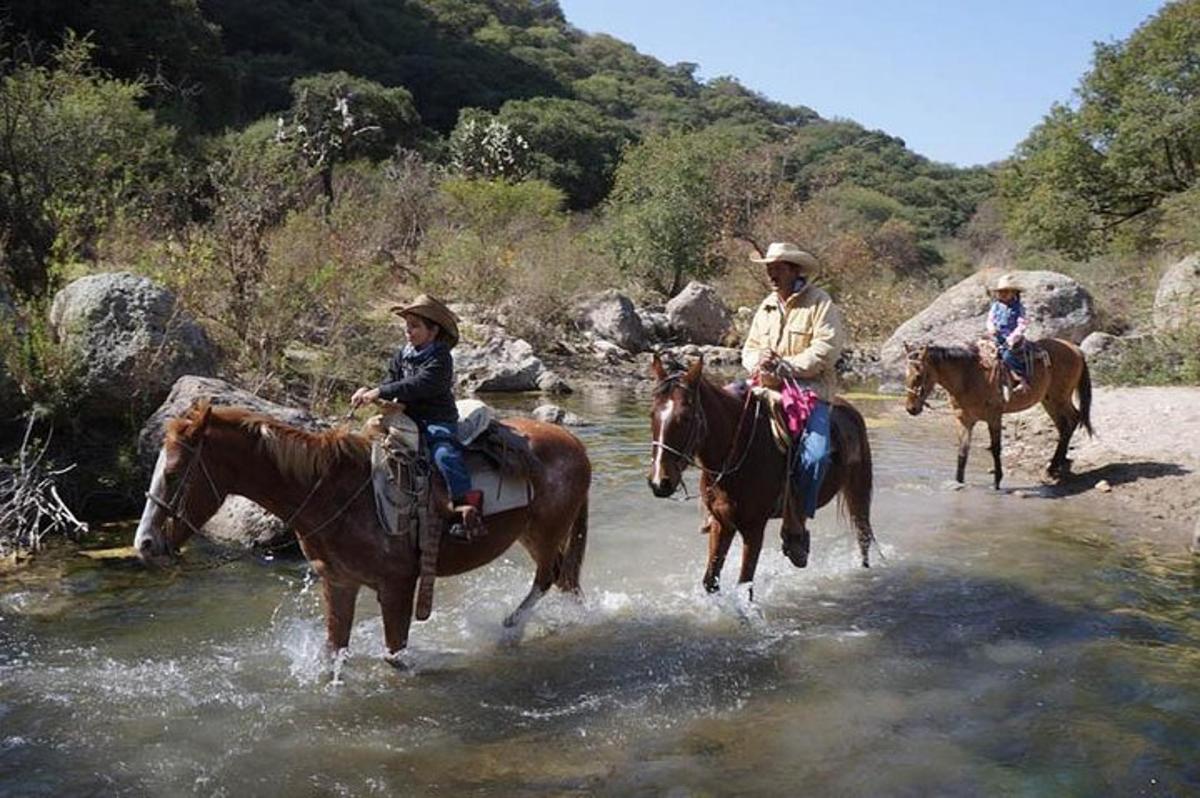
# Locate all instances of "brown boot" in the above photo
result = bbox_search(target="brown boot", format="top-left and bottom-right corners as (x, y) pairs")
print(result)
(447, 489), (485, 541)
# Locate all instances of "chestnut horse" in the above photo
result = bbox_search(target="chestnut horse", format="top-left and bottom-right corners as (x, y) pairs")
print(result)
(647, 355), (875, 594)
(903, 339), (1093, 488)
(134, 401), (590, 664)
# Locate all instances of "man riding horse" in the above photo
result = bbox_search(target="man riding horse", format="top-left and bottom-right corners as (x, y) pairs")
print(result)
(740, 242), (847, 520)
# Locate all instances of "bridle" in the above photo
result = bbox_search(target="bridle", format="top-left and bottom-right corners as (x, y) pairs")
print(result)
(651, 374), (762, 484)
(144, 437), (222, 547)
(905, 350), (935, 411)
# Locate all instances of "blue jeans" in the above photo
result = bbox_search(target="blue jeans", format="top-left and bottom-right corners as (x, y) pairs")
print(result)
(792, 400), (832, 519)
(997, 336), (1026, 377)
(423, 422), (471, 499)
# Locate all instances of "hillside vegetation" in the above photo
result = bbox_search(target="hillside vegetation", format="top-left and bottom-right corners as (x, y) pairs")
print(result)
(1, 0), (1197, 426)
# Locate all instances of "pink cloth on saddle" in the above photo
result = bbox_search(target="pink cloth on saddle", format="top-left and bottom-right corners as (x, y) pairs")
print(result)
(779, 380), (819, 438)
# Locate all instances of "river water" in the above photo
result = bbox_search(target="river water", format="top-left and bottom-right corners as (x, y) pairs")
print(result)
(1, 387), (1198, 796)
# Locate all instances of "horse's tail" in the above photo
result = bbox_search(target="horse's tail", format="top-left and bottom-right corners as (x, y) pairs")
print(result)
(1077, 357), (1094, 437)
(835, 403), (876, 563)
(555, 497), (588, 594)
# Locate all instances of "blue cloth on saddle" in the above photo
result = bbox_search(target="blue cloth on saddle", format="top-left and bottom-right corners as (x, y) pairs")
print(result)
(790, 400), (831, 519)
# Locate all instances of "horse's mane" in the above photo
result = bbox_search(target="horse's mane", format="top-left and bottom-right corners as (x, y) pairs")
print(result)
(168, 405), (370, 483)
(926, 344), (979, 364)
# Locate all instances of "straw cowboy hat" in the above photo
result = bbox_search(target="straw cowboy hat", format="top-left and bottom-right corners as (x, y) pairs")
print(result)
(390, 294), (460, 348)
(992, 273), (1023, 294)
(749, 242), (821, 273)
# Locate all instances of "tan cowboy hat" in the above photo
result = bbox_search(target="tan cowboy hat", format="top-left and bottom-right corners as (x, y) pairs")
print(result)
(390, 294), (460, 348)
(749, 241), (821, 273)
(993, 273), (1022, 293)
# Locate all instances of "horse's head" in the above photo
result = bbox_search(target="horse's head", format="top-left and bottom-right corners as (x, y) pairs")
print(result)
(134, 400), (227, 566)
(903, 342), (935, 415)
(648, 353), (706, 498)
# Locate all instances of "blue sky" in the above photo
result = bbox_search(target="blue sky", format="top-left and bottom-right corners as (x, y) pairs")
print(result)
(557, 0), (1165, 166)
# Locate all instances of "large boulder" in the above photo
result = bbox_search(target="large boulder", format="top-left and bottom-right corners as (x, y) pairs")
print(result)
(1153, 254), (1200, 333)
(49, 272), (216, 418)
(138, 375), (327, 548)
(455, 336), (554, 393)
(576, 290), (646, 353)
(137, 375), (325, 475)
(666, 281), (732, 346)
(636, 308), (673, 345)
(880, 268), (1098, 377)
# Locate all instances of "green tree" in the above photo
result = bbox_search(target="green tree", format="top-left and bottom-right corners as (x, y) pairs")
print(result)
(603, 128), (770, 297)
(276, 71), (421, 211)
(1001, 0), (1200, 256)
(0, 35), (179, 297)
(494, 96), (634, 208)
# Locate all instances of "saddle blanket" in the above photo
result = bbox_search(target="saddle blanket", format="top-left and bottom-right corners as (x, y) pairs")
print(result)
(366, 401), (534, 537)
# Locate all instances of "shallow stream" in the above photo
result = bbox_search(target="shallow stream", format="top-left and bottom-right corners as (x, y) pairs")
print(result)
(2, 388), (1198, 796)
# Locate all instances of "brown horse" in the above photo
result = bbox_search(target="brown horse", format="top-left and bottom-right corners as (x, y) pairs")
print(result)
(134, 401), (591, 664)
(903, 338), (1093, 488)
(647, 355), (875, 594)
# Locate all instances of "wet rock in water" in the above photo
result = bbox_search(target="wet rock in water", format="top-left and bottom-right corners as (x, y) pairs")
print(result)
(531, 404), (587, 426)
(1153, 254), (1200, 333)
(455, 336), (550, 393)
(536, 370), (572, 395)
(137, 375), (326, 477)
(576, 291), (646, 353)
(49, 272), (216, 419)
(666, 281), (732, 345)
(880, 268), (1098, 378)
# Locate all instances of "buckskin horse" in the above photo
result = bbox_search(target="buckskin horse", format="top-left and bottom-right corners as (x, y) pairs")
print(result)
(647, 355), (875, 594)
(903, 338), (1093, 488)
(134, 401), (591, 664)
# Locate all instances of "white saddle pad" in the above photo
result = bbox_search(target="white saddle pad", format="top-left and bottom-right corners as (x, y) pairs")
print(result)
(466, 452), (532, 517)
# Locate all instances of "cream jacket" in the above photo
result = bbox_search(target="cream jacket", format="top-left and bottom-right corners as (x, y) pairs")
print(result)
(740, 285), (846, 401)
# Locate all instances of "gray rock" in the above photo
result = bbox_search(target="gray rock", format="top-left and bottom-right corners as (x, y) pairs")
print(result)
(591, 337), (632, 364)
(636, 308), (673, 344)
(536, 370), (572, 395)
(1153, 254), (1200, 333)
(137, 375), (327, 549)
(531, 404), (588, 426)
(455, 336), (548, 393)
(576, 291), (646, 353)
(1080, 331), (1119, 358)
(203, 496), (293, 549)
(137, 375), (325, 477)
(666, 281), (732, 345)
(880, 268), (1097, 378)
(49, 272), (216, 418)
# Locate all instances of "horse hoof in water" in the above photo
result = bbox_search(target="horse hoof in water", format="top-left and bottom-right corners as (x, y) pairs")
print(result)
(781, 541), (808, 568)
(383, 649), (409, 670)
(703, 576), (720, 594)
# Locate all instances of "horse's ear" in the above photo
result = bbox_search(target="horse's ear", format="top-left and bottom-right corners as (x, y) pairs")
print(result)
(682, 355), (704, 385)
(188, 398), (213, 434)
(650, 352), (666, 382)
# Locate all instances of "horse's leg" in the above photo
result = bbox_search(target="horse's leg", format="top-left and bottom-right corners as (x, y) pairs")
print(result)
(736, 521), (765, 597)
(379, 577), (417, 667)
(780, 499), (810, 569)
(704, 520), (736, 593)
(1043, 397), (1078, 478)
(987, 416), (1003, 490)
(955, 418), (975, 484)
(322, 579), (360, 656)
(503, 541), (558, 631)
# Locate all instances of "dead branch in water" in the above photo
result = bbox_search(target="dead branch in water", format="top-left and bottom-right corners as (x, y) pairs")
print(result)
(0, 417), (88, 557)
